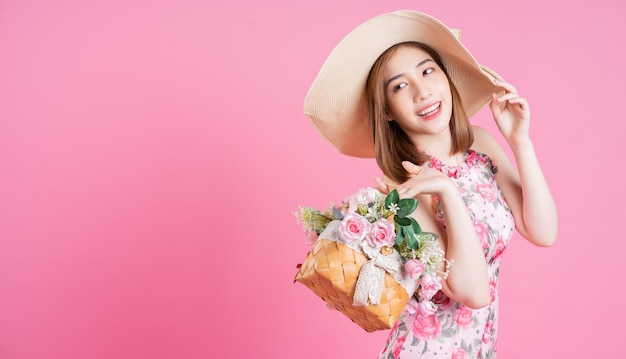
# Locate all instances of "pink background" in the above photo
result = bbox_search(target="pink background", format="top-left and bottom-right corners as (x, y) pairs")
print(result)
(1, 0), (624, 358)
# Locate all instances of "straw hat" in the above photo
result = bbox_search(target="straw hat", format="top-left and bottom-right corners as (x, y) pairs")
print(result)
(304, 10), (502, 158)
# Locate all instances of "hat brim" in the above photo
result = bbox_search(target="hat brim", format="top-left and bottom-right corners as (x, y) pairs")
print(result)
(304, 10), (501, 158)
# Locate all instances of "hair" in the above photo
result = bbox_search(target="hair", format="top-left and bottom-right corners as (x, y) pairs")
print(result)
(365, 42), (473, 183)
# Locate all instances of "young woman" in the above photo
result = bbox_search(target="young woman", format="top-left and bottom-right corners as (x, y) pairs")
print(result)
(304, 10), (557, 358)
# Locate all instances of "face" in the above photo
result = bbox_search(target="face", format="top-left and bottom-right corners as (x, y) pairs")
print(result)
(383, 45), (453, 137)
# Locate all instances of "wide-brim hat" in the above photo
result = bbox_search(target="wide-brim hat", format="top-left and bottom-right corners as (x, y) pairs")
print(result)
(304, 10), (502, 158)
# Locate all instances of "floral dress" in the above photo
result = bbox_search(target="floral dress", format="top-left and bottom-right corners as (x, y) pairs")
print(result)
(378, 150), (515, 359)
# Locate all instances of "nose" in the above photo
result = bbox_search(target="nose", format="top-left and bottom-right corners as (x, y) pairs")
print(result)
(412, 81), (431, 102)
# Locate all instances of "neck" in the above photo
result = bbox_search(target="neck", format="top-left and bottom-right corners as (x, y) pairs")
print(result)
(411, 132), (451, 159)
(411, 132), (465, 166)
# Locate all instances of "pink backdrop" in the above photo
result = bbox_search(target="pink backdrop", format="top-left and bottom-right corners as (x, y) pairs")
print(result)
(1, 0), (624, 358)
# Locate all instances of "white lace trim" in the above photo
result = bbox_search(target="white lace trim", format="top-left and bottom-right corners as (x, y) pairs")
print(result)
(318, 220), (418, 306)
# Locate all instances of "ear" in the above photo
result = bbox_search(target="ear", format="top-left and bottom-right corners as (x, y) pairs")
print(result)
(384, 108), (393, 122)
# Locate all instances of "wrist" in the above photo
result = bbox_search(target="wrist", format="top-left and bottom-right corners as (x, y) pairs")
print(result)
(509, 137), (534, 153)
(436, 180), (460, 201)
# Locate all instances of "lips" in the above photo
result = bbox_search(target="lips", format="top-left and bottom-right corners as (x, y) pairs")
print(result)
(416, 102), (442, 120)
(417, 102), (441, 117)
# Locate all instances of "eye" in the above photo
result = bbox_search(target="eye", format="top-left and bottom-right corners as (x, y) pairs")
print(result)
(423, 67), (434, 76)
(392, 82), (407, 92)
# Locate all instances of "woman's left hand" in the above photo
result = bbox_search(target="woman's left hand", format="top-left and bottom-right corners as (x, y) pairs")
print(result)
(489, 78), (531, 146)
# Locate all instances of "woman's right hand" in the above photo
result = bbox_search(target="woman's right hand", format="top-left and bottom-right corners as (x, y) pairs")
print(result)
(395, 161), (454, 199)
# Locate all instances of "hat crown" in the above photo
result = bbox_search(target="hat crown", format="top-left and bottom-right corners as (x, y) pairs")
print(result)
(304, 10), (500, 158)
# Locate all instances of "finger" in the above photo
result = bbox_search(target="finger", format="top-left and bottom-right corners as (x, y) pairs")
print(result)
(505, 97), (528, 107)
(401, 161), (422, 174)
(496, 93), (521, 103)
(494, 78), (518, 94)
(396, 184), (417, 198)
(490, 93), (504, 114)
(374, 177), (389, 194)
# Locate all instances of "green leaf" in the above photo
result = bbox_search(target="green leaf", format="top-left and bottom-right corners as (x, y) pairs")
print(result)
(396, 198), (418, 217)
(394, 216), (411, 226)
(402, 223), (415, 236)
(410, 217), (422, 234)
(385, 189), (399, 208)
(406, 230), (419, 250)
(395, 222), (405, 245)
(395, 229), (404, 245)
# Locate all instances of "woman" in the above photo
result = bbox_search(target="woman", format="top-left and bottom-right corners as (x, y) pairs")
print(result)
(304, 10), (557, 358)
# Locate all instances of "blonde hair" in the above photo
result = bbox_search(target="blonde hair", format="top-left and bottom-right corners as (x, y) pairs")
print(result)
(365, 42), (473, 183)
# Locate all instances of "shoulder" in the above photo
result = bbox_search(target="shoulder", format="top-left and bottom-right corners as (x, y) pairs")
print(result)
(471, 125), (501, 156)
(470, 125), (513, 174)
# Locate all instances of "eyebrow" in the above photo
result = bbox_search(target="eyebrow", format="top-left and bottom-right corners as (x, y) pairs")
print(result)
(384, 58), (434, 89)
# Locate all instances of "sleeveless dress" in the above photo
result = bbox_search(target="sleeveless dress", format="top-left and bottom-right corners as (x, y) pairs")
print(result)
(378, 150), (515, 359)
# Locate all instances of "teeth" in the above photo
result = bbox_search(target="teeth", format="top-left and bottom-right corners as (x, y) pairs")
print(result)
(418, 103), (440, 116)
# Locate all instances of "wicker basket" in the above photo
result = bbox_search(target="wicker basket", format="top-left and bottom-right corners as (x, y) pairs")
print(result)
(295, 238), (409, 332)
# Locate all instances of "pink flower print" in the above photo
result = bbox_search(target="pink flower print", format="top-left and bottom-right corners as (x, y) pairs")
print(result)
(392, 336), (406, 358)
(446, 167), (460, 178)
(452, 348), (467, 359)
(489, 280), (497, 303)
(494, 238), (506, 260)
(482, 320), (494, 344)
(429, 157), (443, 171)
(454, 305), (473, 329)
(416, 300), (438, 318)
(339, 212), (370, 243)
(476, 183), (497, 203)
(412, 312), (441, 340)
(367, 218), (396, 248)
(473, 218), (490, 250)
(466, 150), (477, 165)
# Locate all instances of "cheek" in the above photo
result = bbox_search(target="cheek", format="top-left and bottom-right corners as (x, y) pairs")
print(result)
(386, 94), (410, 115)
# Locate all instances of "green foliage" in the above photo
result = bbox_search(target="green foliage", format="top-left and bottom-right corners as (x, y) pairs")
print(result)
(385, 189), (437, 257)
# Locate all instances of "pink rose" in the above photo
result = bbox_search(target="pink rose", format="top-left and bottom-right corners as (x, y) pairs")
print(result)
(418, 274), (442, 301)
(494, 238), (506, 259)
(305, 230), (318, 245)
(431, 290), (453, 311)
(452, 348), (467, 359)
(473, 218), (490, 250)
(412, 312), (441, 340)
(454, 305), (473, 329)
(404, 298), (420, 316)
(476, 183), (497, 203)
(367, 218), (396, 248)
(392, 336), (406, 359)
(417, 300), (438, 317)
(345, 195), (360, 214)
(339, 212), (370, 243)
(404, 259), (425, 279)
(344, 188), (381, 213)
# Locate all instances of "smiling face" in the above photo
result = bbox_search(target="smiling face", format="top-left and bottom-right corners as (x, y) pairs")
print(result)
(383, 44), (453, 139)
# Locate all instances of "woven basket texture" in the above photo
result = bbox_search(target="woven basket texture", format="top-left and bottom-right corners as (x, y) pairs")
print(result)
(295, 238), (409, 332)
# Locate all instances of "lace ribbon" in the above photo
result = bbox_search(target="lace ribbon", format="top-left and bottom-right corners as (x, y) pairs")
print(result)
(318, 220), (418, 306)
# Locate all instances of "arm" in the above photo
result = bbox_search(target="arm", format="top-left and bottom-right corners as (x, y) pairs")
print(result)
(478, 79), (558, 246)
(379, 162), (491, 308)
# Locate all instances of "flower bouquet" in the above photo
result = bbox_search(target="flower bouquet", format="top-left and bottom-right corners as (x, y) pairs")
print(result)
(294, 187), (451, 332)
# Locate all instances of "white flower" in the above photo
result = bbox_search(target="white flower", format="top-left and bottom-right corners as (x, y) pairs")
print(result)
(387, 203), (400, 214)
